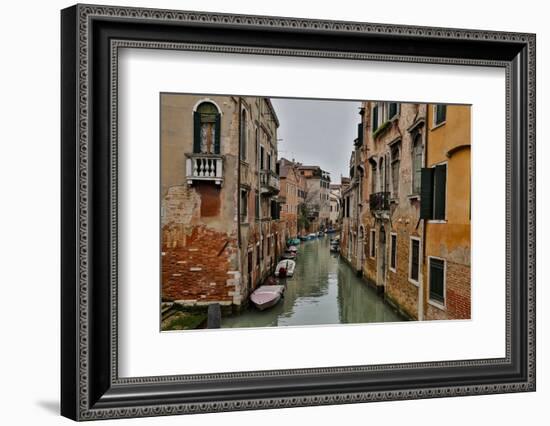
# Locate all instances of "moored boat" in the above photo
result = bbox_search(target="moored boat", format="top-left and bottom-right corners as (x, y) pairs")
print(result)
(250, 285), (285, 310)
(274, 259), (296, 277)
(288, 245), (298, 253)
(282, 250), (297, 260)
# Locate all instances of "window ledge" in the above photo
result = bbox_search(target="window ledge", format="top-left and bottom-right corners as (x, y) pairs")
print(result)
(428, 300), (446, 311)
(408, 278), (420, 287)
(431, 121), (447, 131)
(407, 194), (420, 200)
(427, 219), (447, 224)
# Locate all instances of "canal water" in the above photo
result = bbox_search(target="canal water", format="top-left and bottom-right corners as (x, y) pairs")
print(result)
(221, 235), (404, 328)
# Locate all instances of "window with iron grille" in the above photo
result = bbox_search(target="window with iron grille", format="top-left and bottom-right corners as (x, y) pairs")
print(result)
(429, 257), (445, 304)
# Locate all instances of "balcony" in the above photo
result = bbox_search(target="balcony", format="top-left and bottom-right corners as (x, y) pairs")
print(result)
(260, 170), (280, 195)
(369, 192), (390, 214)
(186, 154), (223, 185)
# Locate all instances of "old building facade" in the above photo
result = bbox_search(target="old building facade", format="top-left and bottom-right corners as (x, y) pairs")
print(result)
(298, 165), (331, 232)
(422, 104), (471, 320)
(278, 158), (307, 240)
(339, 101), (470, 321)
(161, 94), (285, 311)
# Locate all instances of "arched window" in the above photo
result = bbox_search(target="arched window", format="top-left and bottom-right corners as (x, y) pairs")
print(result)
(240, 109), (247, 161)
(194, 102), (220, 154)
(412, 134), (423, 194)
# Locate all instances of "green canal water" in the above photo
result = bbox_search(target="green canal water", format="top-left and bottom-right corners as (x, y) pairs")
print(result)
(221, 236), (404, 328)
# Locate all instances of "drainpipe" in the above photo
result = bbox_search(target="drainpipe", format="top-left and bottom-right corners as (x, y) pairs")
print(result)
(257, 100), (263, 281)
(418, 107), (428, 321)
(237, 97), (242, 250)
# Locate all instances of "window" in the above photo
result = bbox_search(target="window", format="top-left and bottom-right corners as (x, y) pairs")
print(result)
(194, 102), (220, 154)
(369, 229), (376, 258)
(412, 134), (423, 194)
(240, 189), (248, 222)
(260, 145), (265, 169)
(247, 249), (253, 276)
(390, 233), (397, 272)
(434, 104), (447, 126)
(388, 102), (399, 120)
(409, 238), (420, 284)
(420, 164), (447, 220)
(429, 257), (446, 305)
(240, 109), (247, 161)
(391, 144), (400, 198)
(372, 104), (379, 132)
(256, 243), (260, 267)
(371, 163), (377, 194)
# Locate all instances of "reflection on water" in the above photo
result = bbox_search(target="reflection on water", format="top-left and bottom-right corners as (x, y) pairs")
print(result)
(221, 236), (404, 328)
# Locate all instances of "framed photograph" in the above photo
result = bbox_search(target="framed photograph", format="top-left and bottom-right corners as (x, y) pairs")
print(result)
(61, 4), (536, 421)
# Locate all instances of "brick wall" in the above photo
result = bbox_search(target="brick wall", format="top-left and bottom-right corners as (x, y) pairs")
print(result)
(425, 261), (471, 320)
(162, 224), (238, 305)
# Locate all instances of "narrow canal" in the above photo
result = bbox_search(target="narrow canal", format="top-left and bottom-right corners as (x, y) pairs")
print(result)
(221, 235), (405, 328)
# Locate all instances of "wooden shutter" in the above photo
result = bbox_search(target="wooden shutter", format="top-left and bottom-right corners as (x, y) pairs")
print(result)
(214, 113), (221, 154)
(420, 168), (434, 219)
(434, 164), (447, 220)
(193, 111), (201, 153)
(429, 258), (445, 303)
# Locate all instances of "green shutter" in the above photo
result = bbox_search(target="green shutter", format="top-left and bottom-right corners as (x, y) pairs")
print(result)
(357, 122), (363, 146)
(434, 164), (447, 220)
(214, 113), (221, 154)
(372, 107), (378, 132)
(193, 111), (201, 153)
(420, 168), (434, 219)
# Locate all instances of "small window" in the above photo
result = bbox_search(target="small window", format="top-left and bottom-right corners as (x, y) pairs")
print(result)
(240, 189), (248, 222)
(240, 109), (247, 161)
(390, 233), (397, 272)
(388, 102), (399, 119)
(370, 229), (376, 258)
(391, 144), (400, 198)
(412, 134), (423, 195)
(434, 104), (447, 126)
(429, 257), (446, 304)
(409, 238), (420, 284)
(372, 104), (379, 132)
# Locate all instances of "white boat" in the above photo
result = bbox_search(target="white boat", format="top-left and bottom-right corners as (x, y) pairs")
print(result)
(250, 285), (285, 310)
(288, 245), (298, 253)
(274, 259), (296, 277)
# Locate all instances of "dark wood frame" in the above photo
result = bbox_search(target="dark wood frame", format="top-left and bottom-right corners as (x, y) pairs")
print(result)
(61, 4), (536, 421)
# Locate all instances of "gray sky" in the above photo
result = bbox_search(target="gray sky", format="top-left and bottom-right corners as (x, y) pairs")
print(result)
(271, 98), (362, 185)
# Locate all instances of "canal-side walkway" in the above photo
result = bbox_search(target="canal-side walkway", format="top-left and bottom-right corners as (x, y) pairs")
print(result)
(221, 236), (405, 328)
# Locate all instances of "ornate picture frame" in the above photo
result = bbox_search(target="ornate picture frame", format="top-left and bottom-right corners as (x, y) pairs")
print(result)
(61, 4), (535, 420)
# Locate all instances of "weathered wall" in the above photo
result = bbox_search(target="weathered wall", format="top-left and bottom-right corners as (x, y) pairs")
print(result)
(424, 104), (471, 320)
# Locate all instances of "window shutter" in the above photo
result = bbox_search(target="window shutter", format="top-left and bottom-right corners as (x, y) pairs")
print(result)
(372, 107), (378, 132)
(357, 123), (364, 146)
(214, 113), (221, 154)
(420, 168), (434, 219)
(193, 111), (201, 153)
(434, 164), (447, 220)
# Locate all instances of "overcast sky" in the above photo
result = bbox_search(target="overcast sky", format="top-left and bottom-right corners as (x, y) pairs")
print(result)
(271, 98), (362, 185)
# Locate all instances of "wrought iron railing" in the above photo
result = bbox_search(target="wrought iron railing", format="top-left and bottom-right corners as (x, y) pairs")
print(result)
(260, 169), (280, 194)
(369, 191), (390, 212)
